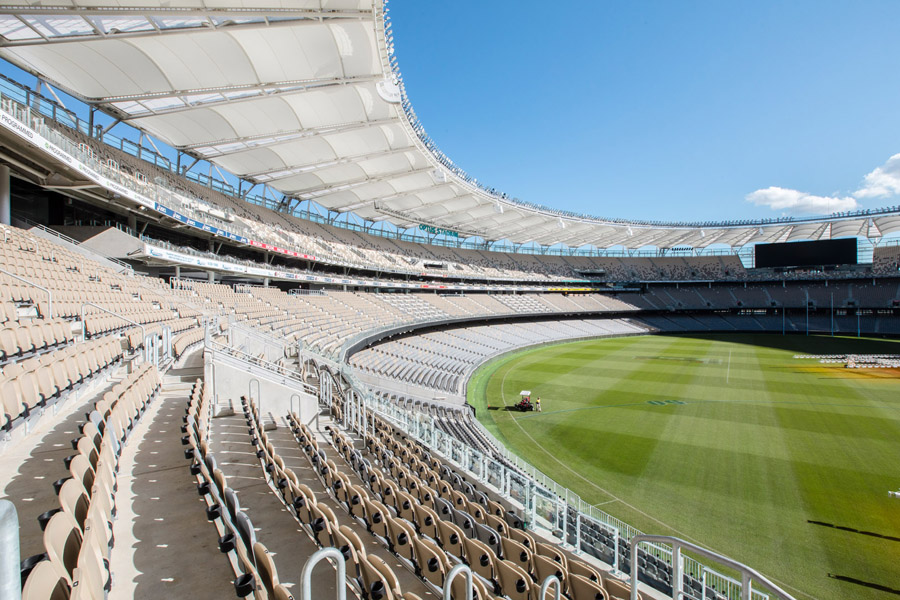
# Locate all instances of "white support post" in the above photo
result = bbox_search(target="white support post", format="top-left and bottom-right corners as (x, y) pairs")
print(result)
(575, 512), (581, 555)
(529, 480), (537, 526)
(0, 500), (20, 600)
(0, 165), (10, 226)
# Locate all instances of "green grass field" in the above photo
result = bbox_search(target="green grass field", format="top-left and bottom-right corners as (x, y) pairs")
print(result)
(467, 333), (900, 600)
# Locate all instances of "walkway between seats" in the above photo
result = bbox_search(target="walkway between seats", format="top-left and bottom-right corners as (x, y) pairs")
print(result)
(109, 361), (235, 600)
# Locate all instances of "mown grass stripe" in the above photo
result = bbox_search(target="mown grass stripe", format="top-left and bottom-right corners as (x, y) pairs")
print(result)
(467, 333), (900, 600)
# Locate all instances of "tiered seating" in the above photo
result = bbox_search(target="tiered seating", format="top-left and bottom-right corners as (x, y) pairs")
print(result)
(19, 363), (160, 599)
(173, 328), (206, 359)
(0, 318), (74, 361)
(183, 379), (301, 600)
(328, 411), (645, 600)
(1, 335), (123, 433)
(350, 319), (648, 395)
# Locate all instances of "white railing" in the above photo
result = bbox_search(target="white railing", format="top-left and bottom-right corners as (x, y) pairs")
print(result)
(629, 535), (795, 600)
(206, 339), (316, 397)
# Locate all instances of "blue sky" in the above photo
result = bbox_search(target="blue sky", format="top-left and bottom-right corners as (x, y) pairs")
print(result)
(388, 1), (900, 222)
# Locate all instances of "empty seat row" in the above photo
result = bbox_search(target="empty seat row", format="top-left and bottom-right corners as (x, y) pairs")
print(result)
(353, 414), (644, 600)
(236, 396), (427, 600)
(2, 336), (123, 431)
(20, 363), (160, 600)
(0, 318), (75, 361)
(173, 327), (204, 358)
(182, 381), (296, 600)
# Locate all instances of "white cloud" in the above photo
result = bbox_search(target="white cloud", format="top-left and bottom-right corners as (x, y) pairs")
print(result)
(854, 153), (900, 199)
(746, 186), (858, 216)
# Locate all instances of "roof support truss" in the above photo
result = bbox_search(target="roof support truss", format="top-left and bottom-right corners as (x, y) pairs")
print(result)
(107, 74), (382, 114)
(0, 11), (373, 47)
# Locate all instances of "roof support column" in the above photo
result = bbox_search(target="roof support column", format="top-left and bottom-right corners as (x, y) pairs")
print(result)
(0, 164), (10, 226)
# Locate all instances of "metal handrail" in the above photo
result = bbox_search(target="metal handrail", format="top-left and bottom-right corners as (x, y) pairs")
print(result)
(80, 302), (145, 341)
(540, 575), (562, 600)
(229, 321), (287, 357)
(290, 394), (302, 417)
(299, 547), (346, 600)
(442, 564), (472, 600)
(207, 339), (317, 396)
(629, 535), (796, 600)
(0, 267), (52, 318)
(248, 379), (260, 415)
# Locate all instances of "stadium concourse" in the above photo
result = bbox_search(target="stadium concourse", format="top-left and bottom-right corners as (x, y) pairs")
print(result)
(0, 2), (898, 600)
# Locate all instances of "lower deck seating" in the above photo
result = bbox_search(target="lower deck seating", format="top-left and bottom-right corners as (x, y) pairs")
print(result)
(350, 319), (648, 394)
(1, 335), (124, 432)
(19, 363), (160, 600)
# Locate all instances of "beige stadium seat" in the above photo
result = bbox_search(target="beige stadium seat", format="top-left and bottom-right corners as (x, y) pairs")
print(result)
(413, 502), (440, 539)
(603, 577), (641, 600)
(500, 536), (533, 574)
(54, 321), (73, 344)
(359, 554), (402, 600)
(496, 558), (532, 600)
(568, 559), (603, 585)
(0, 301), (17, 324)
(35, 366), (59, 400)
(436, 518), (466, 559)
(63, 356), (82, 386)
(57, 477), (90, 532)
(18, 372), (43, 410)
(74, 352), (91, 380)
(43, 511), (83, 584)
(386, 516), (417, 564)
(252, 542), (281, 599)
(272, 585), (295, 600)
(1, 379), (26, 421)
(84, 348), (100, 374)
(51, 362), (71, 392)
(21, 558), (70, 600)
(75, 530), (110, 598)
(29, 323), (47, 350)
(65, 454), (96, 499)
(3, 360), (25, 378)
(0, 327), (19, 359)
(410, 535), (448, 588)
(15, 326), (34, 354)
(43, 321), (60, 345)
(74, 435), (100, 469)
(462, 535), (498, 583)
(533, 554), (567, 594)
(569, 573), (609, 600)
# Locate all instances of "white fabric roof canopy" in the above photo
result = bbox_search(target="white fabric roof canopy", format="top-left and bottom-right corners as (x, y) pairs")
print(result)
(1, 0), (898, 250)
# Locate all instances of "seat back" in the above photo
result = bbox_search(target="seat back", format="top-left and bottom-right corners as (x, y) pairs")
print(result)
(252, 542), (281, 598)
(21, 558), (70, 600)
(43, 511), (83, 582)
